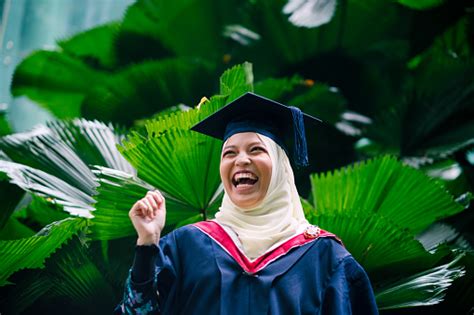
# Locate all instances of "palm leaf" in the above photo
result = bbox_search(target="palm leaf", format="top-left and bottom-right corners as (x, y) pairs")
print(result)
(310, 156), (463, 234)
(0, 218), (87, 286)
(57, 22), (120, 69)
(283, 0), (337, 28)
(0, 125), (97, 194)
(0, 217), (35, 240)
(12, 195), (69, 229)
(240, 0), (407, 65)
(0, 174), (24, 229)
(46, 239), (116, 311)
(0, 161), (94, 217)
(219, 62), (254, 101)
(363, 17), (474, 158)
(397, 0), (444, 10)
(81, 58), (215, 125)
(375, 254), (465, 309)
(0, 270), (53, 314)
(311, 213), (443, 274)
(306, 155), (467, 309)
(0, 119), (135, 218)
(0, 106), (11, 136)
(116, 0), (235, 62)
(90, 167), (195, 240)
(120, 123), (223, 212)
(47, 119), (134, 174)
(11, 51), (107, 119)
(118, 63), (253, 215)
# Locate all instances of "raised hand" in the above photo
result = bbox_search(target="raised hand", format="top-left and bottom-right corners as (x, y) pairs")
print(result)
(129, 190), (166, 245)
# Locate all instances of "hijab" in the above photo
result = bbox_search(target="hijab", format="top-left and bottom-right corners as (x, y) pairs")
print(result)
(215, 133), (309, 259)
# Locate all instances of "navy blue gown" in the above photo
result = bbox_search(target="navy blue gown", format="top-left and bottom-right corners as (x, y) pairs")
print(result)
(115, 221), (378, 315)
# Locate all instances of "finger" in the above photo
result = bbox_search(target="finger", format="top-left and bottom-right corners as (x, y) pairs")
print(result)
(146, 195), (158, 217)
(130, 200), (145, 218)
(142, 199), (153, 218)
(150, 190), (165, 205)
(146, 192), (159, 208)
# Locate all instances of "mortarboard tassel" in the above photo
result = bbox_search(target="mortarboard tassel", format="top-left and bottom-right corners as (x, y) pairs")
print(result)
(289, 106), (309, 168)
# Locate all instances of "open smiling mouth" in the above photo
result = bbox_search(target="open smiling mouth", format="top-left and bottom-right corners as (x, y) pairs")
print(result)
(232, 172), (258, 187)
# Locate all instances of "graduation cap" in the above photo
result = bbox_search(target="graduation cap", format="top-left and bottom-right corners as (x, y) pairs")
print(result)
(191, 92), (321, 167)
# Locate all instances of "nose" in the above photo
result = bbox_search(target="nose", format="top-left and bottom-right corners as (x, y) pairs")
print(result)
(235, 152), (251, 165)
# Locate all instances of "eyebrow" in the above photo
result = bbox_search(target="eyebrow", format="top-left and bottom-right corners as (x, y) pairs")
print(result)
(222, 141), (265, 150)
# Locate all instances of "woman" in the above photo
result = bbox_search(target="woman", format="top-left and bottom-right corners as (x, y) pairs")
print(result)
(115, 93), (379, 314)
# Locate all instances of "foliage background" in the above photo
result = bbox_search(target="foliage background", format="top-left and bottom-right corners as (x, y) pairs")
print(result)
(0, 0), (473, 314)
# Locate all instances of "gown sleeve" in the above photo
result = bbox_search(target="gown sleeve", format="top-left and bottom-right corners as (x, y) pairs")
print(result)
(114, 235), (178, 315)
(321, 256), (379, 315)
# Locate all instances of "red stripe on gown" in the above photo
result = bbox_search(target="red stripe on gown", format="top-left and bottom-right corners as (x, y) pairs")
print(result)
(193, 220), (339, 274)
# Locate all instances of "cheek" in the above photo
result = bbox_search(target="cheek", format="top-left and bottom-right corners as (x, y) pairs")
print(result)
(219, 160), (230, 183)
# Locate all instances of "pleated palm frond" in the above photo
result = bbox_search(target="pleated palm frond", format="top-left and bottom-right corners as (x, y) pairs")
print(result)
(119, 98), (224, 214)
(47, 119), (134, 174)
(306, 155), (467, 308)
(0, 119), (134, 219)
(311, 213), (447, 275)
(375, 254), (466, 310)
(310, 156), (463, 235)
(0, 218), (87, 286)
(46, 239), (116, 311)
(117, 63), (253, 218)
(90, 167), (197, 240)
(0, 161), (95, 217)
(0, 125), (97, 195)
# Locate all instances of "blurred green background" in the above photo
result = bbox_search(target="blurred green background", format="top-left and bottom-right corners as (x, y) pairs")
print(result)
(0, 0), (473, 314)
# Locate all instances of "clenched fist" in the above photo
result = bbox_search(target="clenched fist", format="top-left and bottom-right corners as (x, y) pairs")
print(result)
(129, 190), (166, 245)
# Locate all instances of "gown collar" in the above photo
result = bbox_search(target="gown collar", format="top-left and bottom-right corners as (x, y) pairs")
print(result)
(193, 220), (340, 274)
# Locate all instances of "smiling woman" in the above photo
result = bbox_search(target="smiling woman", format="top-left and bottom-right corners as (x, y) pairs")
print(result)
(115, 93), (379, 315)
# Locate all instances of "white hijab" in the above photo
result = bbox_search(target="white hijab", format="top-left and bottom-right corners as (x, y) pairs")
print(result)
(215, 134), (309, 259)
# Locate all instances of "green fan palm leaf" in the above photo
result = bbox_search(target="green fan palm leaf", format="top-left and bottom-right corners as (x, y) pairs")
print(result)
(0, 119), (135, 218)
(82, 58), (215, 124)
(362, 18), (474, 159)
(117, 0), (238, 62)
(375, 254), (466, 309)
(310, 156), (463, 234)
(0, 126), (98, 194)
(58, 22), (120, 70)
(118, 63), (253, 213)
(0, 218), (87, 286)
(306, 155), (467, 308)
(47, 119), (134, 174)
(11, 51), (107, 118)
(90, 167), (196, 240)
(312, 213), (445, 274)
(120, 129), (222, 211)
(46, 239), (116, 310)
(0, 161), (94, 217)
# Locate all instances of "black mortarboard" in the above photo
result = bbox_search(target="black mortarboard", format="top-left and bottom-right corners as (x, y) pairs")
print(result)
(191, 92), (321, 167)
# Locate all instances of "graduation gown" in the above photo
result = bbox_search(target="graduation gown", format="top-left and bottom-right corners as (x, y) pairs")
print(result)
(115, 221), (378, 315)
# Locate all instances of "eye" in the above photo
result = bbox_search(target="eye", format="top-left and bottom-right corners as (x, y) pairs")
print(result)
(251, 146), (266, 153)
(222, 150), (236, 157)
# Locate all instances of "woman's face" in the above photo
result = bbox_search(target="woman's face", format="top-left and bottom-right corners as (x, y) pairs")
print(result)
(220, 132), (272, 209)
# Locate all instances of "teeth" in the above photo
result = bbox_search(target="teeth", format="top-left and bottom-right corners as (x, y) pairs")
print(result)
(234, 172), (257, 181)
